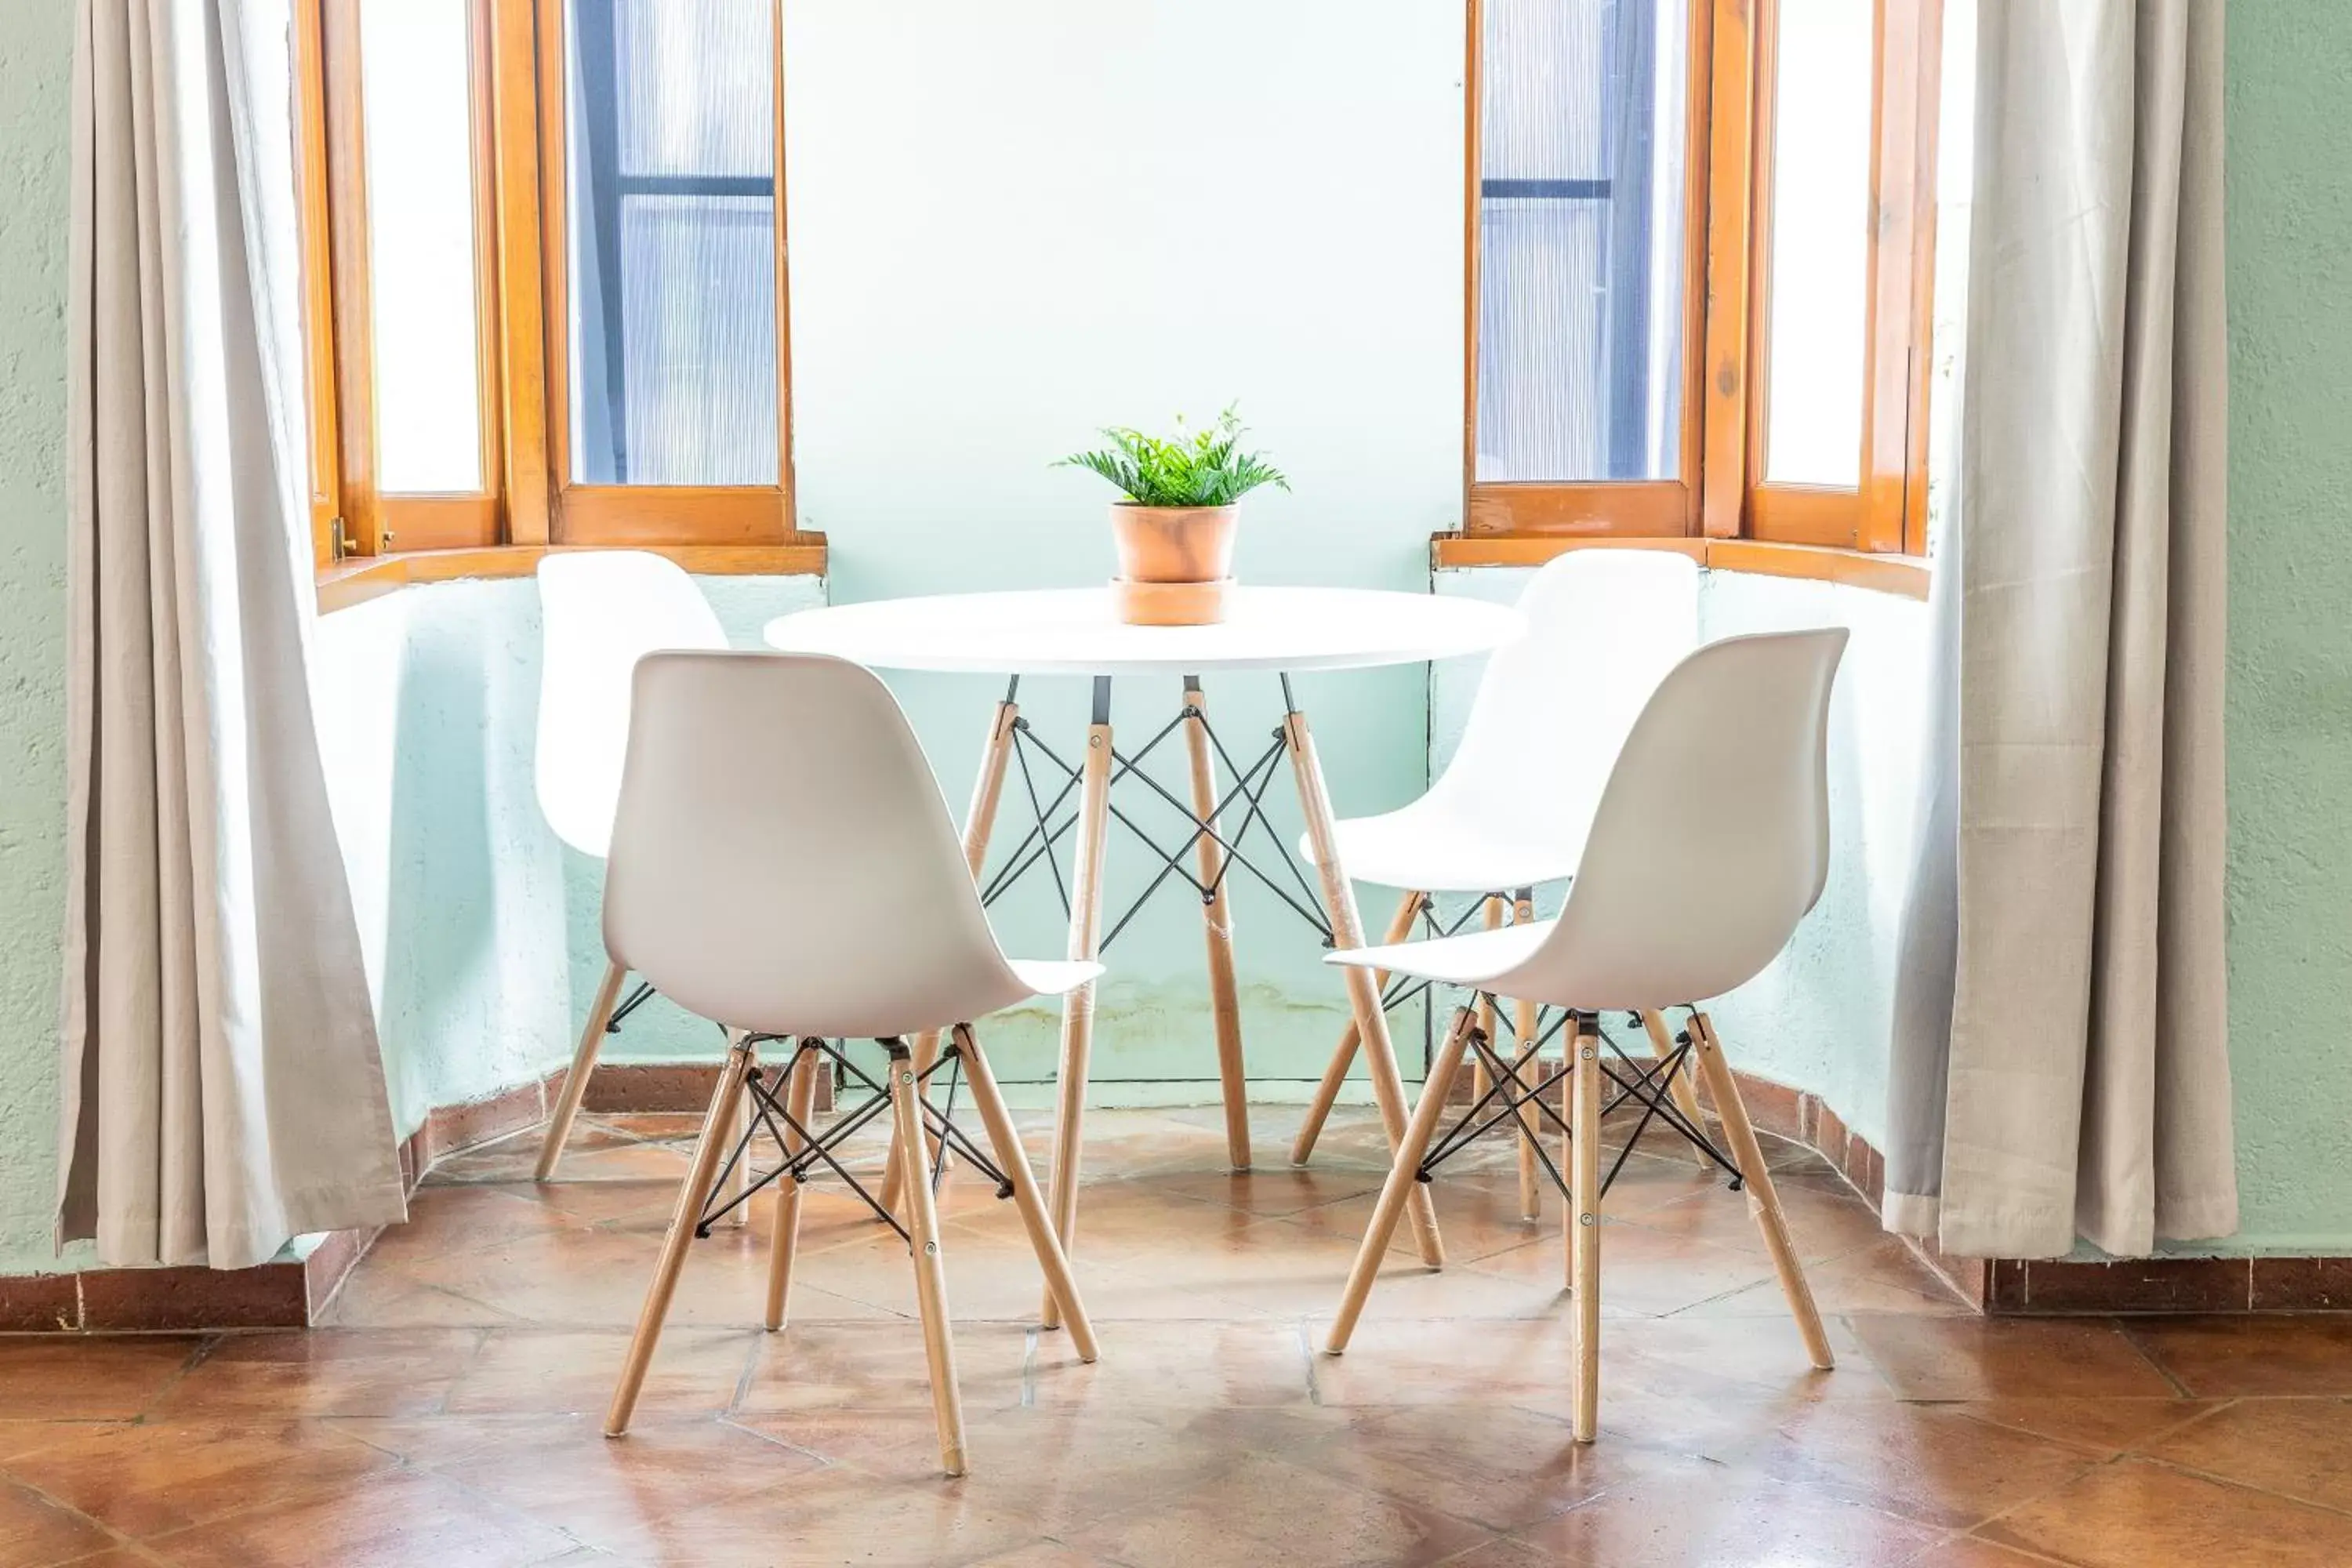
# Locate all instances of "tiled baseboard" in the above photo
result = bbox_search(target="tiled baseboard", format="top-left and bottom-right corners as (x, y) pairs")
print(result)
(1711, 1063), (2337, 1317)
(9, 1041), (2333, 1328)
(2, 1054), (833, 1334)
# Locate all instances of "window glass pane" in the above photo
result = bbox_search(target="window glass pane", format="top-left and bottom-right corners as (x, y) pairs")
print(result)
(361, 0), (484, 495)
(566, 0), (778, 487)
(1761, 0), (1873, 487)
(1476, 0), (1689, 484)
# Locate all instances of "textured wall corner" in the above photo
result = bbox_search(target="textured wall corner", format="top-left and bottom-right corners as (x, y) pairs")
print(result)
(0, 8), (76, 1273)
(2220, 1), (2352, 1250)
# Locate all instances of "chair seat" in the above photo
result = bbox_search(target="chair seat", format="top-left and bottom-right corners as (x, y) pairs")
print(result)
(1327, 920), (1554, 989)
(1298, 802), (1584, 895)
(1006, 958), (1105, 998)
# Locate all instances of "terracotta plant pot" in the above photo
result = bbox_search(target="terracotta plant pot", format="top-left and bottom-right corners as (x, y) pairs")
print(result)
(1109, 504), (1237, 625)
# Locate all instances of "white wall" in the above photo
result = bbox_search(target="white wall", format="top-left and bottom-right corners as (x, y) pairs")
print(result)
(773, 0), (1474, 1093)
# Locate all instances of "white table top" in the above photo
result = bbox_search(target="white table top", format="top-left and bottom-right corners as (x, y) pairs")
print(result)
(761, 586), (1522, 676)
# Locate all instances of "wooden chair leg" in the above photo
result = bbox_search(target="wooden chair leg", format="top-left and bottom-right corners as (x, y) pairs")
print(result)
(1686, 1011), (1835, 1370)
(1641, 1009), (1715, 1170)
(883, 695), (1017, 1217)
(1291, 889), (1424, 1166)
(1509, 892), (1541, 1220)
(607, 1037), (753, 1437)
(1183, 680), (1251, 1172)
(890, 1042), (967, 1476)
(1569, 1013), (1603, 1443)
(1325, 1008), (1477, 1354)
(953, 1024), (1098, 1363)
(537, 960), (626, 1181)
(764, 1041), (822, 1333)
(1041, 699), (1114, 1330)
(727, 1044), (756, 1227)
(1472, 898), (1502, 1112)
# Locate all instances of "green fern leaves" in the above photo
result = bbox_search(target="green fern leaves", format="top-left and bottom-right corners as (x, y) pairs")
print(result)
(1056, 405), (1290, 509)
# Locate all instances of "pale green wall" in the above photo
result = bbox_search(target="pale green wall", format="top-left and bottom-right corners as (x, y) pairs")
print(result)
(0, 6), (79, 1276)
(2216, 2), (2352, 1252)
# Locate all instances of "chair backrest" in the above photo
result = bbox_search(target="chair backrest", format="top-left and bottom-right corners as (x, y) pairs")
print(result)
(534, 551), (728, 858)
(1488, 627), (1848, 1011)
(601, 651), (1036, 1039)
(1422, 549), (1700, 852)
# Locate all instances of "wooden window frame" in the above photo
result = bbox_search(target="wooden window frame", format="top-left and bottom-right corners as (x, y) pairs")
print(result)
(296, 0), (819, 579)
(1465, 0), (1943, 562)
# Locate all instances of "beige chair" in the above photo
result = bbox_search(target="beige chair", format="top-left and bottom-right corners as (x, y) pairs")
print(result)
(1289, 550), (1711, 1215)
(1322, 629), (1849, 1443)
(598, 649), (1099, 1477)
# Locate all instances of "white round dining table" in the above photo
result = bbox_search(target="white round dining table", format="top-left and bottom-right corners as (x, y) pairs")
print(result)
(764, 584), (1522, 1309)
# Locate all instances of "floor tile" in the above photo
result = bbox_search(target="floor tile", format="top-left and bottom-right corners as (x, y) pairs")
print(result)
(2141, 1397), (2352, 1512)
(0, 1477), (119, 1568)
(1507, 1457), (1945, 1567)
(147, 1331), (483, 1421)
(137, 1467), (577, 1568)
(0, 1419), (397, 1539)
(1844, 1316), (2179, 1401)
(1736, 1400), (2106, 1530)
(1979, 1456), (2352, 1568)
(447, 1327), (761, 1421)
(332, 1413), (822, 1557)
(1065, 1452), (1491, 1568)
(0, 1339), (200, 1422)
(2125, 1315), (2352, 1397)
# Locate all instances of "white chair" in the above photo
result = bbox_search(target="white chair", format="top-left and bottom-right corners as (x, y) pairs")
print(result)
(532, 551), (729, 1181)
(1321, 628), (1849, 1444)
(1291, 549), (1709, 1211)
(599, 650), (1098, 1478)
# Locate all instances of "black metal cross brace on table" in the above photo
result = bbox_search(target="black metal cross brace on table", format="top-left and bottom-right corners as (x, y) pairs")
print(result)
(975, 675), (1335, 953)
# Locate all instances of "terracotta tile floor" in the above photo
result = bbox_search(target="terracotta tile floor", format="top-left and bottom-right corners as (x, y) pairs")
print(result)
(6, 1104), (2352, 1566)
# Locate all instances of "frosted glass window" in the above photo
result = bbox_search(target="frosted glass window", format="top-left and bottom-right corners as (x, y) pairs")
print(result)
(1477, 0), (1688, 484)
(1761, 0), (1874, 487)
(566, 0), (779, 487)
(361, 0), (485, 495)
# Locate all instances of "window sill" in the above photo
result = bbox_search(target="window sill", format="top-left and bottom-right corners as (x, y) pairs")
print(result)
(1430, 533), (1929, 601)
(315, 538), (829, 615)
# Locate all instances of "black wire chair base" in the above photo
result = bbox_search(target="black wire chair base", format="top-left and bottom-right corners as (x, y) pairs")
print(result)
(691, 1036), (1014, 1247)
(604, 979), (658, 1033)
(1417, 1008), (1744, 1202)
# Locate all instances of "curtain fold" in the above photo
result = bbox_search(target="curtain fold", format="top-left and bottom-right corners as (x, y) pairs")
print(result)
(1882, 0), (2236, 1259)
(58, 0), (407, 1272)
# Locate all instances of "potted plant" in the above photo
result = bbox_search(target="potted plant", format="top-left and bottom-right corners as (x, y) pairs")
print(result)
(1058, 406), (1289, 625)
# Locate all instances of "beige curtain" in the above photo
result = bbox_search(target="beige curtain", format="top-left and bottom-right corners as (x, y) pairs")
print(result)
(1882, 0), (2236, 1258)
(57, 0), (406, 1270)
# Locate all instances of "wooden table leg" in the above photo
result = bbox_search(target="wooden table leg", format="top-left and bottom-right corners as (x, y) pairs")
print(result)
(883, 685), (1021, 1218)
(538, 960), (626, 1181)
(1291, 888), (1424, 1165)
(1283, 692), (1445, 1269)
(1042, 677), (1114, 1329)
(1182, 677), (1250, 1171)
